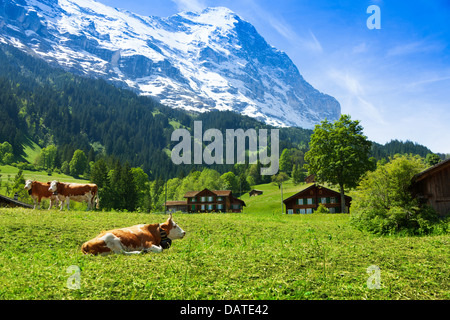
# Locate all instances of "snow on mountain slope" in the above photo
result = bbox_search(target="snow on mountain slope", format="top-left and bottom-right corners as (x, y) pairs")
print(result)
(0, 0), (340, 128)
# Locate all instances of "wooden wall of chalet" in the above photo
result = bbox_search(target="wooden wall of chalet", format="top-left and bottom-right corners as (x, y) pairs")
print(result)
(283, 184), (351, 214)
(412, 159), (450, 216)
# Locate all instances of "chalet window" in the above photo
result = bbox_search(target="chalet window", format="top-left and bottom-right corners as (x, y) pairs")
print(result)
(232, 204), (240, 210)
(191, 197), (196, 203)
(207, 204), (214, 210)
(307, 198), (313, 205)
(331, 197), (336, 204)
(207, 196), (214, 202)
(299, 208), (306, 214)
(217, 197), (223, 201)
(287, 209), (293, 214)
(329, 207), (335, 213)
(306, 208), (313, 214)
(217, 204), (223, 210)
(321, 197), (327, 204)
(201, 204), (205, 210)
(201, 196), (206, 202)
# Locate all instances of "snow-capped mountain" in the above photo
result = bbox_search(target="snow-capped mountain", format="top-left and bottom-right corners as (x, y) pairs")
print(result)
(0, 0), (340, 128)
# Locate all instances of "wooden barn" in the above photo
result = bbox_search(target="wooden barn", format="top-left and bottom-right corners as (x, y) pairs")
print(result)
(165, 200), (188, 213)
(305, 174), (316, 184)
(249, 189), (263, 197)
(0, 194), (33, 209)
(410, 158), (450, 216)
(283, 183), (352, 214)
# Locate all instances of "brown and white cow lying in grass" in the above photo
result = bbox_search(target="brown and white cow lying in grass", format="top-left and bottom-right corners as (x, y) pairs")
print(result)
(48, 180), (98, 211)
(24, 180), (58, 209)
(81, 213), (186, 255)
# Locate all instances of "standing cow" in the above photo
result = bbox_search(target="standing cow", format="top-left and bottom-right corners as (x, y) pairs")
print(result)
(24, 180), (58, 209)
(48, 181), (98, 211)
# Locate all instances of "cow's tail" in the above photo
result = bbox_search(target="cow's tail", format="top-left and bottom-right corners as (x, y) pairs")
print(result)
(95, 194), (99, 209)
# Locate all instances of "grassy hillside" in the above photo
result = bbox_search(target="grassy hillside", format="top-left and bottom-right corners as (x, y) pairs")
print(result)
(241, 180), (356, 215)
(0, 208), (448, 300)
(0, 164), (89, 184)
(20, 138), (42, 164)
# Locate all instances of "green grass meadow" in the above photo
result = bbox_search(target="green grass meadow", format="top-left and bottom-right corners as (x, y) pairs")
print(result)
(0, 200), (448, 300)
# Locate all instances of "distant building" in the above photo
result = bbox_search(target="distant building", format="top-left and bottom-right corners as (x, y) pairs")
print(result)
(305, 174), (316, 184)
(0, 194), (33, 209)
(165, 188), (246, 213)
(283, 183), (352, 214)
(249, 189), (263, 197)
(410, 158), (450, 216)
(165, 201), (188, 213)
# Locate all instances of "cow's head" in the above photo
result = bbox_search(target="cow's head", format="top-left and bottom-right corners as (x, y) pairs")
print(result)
(24, 180), (33, 190)
(161, 213), (186, 240)
(48, 180), (59, 193)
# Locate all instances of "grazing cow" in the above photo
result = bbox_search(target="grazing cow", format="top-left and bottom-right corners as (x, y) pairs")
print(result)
(24, 180), (58, 209)
(48, 180), (98, 211)
(81, 213), (186, 255)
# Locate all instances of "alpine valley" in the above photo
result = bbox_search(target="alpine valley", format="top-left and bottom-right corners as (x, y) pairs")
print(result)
(0, 0), (340, 128)
(0, 0), (437, 180)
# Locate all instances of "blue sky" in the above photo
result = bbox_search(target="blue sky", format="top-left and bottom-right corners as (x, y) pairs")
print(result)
(99, 0), (450, 154)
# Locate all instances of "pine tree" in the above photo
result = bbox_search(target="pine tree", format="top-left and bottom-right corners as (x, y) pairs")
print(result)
(119, 162), (137, 212)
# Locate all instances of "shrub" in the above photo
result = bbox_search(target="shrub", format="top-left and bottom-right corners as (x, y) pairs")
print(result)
(315, 203), (330, 214)
(350, 154), (442, 235)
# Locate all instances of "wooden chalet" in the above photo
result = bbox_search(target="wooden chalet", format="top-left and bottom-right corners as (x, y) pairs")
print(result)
(249, 189), (263, 197)
(0, 194), (33, 209)
(184, 188), (246, 213)
(283, 183), (352, 214)
(410, 158), (450, 216)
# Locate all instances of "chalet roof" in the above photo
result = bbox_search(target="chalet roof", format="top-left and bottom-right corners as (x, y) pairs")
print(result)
(165, 200), (187, 206)
(183, 189), (232, 198)
(231, 197), (246, 206)
(0, 194), (33, 208)
(282, 183), (352, 204)
(412, 158), (450, 183)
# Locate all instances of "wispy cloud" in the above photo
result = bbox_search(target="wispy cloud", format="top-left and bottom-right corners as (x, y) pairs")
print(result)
(407, 74), (450, 87)
(241, 0), (323, 53)
(386, 40), (444, 57)
(327, 68), (386, 125)
(329, 69), (364, 96)
(170, 0), (207, 12)
(307, 30), (323, 53)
